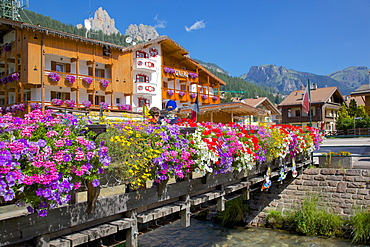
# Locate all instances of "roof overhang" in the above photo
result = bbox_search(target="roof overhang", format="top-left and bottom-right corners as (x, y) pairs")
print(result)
(179, 102), (266, 117)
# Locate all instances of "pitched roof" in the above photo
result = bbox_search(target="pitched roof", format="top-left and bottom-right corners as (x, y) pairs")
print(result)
(0, 18), (124, 50)
(178, 102), (266, 117)
(242, 97), (281, 115)
(278, 87), (343, 107)
(350, 84), (370, 96)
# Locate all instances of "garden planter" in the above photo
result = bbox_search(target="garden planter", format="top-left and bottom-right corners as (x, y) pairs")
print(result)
(319, 155), (353, 168)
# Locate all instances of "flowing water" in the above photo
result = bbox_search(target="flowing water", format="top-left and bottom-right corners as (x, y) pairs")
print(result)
(138, 218), (368, 247)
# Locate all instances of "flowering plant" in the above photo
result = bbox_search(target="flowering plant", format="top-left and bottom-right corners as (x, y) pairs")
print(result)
(212, 96), (218, 101)
(188, 72), (198, 79)
(65, 75), (76, 84)
(0, 110), (110, 217)
(48, 72), (60, 82)
(51, 98), (63, 106)
(100, 102), (109, 110)
(64, 99), (76, 107)
(202, 95), (208, 100)
(82, 100), (92, 108)
(30, 103), (42, 110)
(167, 90), (174, 96)
(178, 91), (186, 97)
(190, 93), (197, 99)
(163, 67), (175, 74)
(117, 104), (132, 111)
(83, 77), (93, 85)
(100, 79), (109, 88)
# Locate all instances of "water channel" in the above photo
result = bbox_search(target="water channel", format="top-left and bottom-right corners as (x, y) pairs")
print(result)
(138, 218), (368, 247)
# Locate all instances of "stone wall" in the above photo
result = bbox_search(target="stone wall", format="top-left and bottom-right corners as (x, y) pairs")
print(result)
(246, 168), (370, 225)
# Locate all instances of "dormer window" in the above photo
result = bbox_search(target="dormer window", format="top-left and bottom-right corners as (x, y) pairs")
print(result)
(136, 50), (148, 58)
(136, 74), (149, 83)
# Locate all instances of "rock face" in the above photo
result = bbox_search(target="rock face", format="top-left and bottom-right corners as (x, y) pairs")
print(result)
(240, 64), (354, 95)
(79, 7), (120, 35)
(125, 24), (159, 42)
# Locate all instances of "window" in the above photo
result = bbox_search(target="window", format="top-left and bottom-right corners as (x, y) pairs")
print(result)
(116, 98), (120, 104)
(51, 61), (71, 73)
(136, 74), (149, 83)
(287, 108), (291, 117)
(56, 64), (64, 72)
(163, 82), (168, 88)
(295, 110), (301, 117)
(180, 85), (187, 91)
(51, 91), (70, 101)
(138, 97), (149, 107)
(136, 51), (148, 58)
(95, 68), (105, 78)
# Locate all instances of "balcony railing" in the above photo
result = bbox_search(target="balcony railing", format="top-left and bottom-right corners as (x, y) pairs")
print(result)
(134, 58), (157, 72)
(44, 71), (112, 91)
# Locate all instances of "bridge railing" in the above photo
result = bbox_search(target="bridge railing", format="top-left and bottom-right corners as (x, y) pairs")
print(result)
(0, 154), (311, 247)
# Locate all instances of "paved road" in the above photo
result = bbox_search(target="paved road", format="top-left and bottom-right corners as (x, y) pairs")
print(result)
(313, 137), (370, 169)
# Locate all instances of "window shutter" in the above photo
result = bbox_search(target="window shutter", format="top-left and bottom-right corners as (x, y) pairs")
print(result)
(88, 94), (93, 103)
(100, 69), (105, 78)
(65, 93), (71, 100)
(66, 63), (71, 73)
(88, 67), (93, 76)
(51, 61), (56, 71)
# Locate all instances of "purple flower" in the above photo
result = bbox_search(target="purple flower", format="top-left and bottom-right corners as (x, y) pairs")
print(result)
(91, 179), (100, 187)
(82, 100), (92, 108)
(27, 206), (34, 213)
(178, 91), (186, 97)
(100, 79), (109, 87)
(3, 189), (15, 201)
(65, 75), (76, 84)
(37, 209), (48, 217)
(163, 67), (175, 74)
(83, 77), (93, 85)
(37, 139), (47, 147)
(48, 72), (60, 82)
(31, 103), (42, 110)
(167, 90), (174, 96)
(190, 93), (197, 99)
(63, 154), (72, 162)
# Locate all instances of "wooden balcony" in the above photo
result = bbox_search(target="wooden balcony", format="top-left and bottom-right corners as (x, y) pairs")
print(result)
(44, 71), (112, 92)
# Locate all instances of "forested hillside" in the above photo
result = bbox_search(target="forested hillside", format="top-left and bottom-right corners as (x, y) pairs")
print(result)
(19, 9), (130, 46)
(210, 70), (283, 104)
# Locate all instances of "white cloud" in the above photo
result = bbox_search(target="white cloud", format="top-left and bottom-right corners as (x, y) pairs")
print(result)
(185, 20), (206, 32)
(154, 14), (167, 29)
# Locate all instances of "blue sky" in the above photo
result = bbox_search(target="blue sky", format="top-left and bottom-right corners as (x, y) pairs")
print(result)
(27, 0), (370, 77)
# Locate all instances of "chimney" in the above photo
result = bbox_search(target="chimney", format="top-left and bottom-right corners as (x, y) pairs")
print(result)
(255, 95), (259, 99)
(312, 83), (317, 90)
(300, 85), (304, 90)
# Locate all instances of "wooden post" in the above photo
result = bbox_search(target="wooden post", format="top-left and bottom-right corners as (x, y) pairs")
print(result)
(34, 234), (50, 247)
(216, 185), (225, 212)
(126, 210), (138, 247)
(86, 180), (100, 214)
(179, 195), (190, 227)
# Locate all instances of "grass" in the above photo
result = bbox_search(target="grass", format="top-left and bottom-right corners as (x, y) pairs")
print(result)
(351, 209), (370, 243)
(217, 197), (248, 227)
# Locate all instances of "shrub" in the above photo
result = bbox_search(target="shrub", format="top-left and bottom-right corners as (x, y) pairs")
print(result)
(291, 197), (343, 237)
(266, 210), (284, 229)
(217, 197), (248, 227)
(351, 210), (370, 243)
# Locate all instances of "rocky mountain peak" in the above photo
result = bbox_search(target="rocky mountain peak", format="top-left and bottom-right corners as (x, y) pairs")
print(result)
(125, 24), (159, 42)
(77, 7), (120, 35)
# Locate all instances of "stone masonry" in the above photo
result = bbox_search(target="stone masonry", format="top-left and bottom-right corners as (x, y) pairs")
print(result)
(246, 168), (370, 225)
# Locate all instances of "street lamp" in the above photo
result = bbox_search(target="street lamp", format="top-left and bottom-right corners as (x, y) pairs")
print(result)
(354, 117), (362, 136)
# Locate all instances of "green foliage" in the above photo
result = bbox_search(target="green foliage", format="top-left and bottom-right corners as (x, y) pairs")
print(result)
(217, 197), (248, 227)
(289, 197), (343, 237)
(266, 210), (284, 229)
(351, 209), (370, 243)
(266, 197), (343, 238)
(336, 101), (370, 131)
(209, 70), (284, 104)
(19, 9), (131, 47)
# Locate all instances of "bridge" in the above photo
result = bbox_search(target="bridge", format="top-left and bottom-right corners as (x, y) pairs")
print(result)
(0, 155), (311, 247)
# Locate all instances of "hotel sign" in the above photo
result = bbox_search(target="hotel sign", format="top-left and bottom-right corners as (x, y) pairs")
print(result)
(174, 69), (188, 78)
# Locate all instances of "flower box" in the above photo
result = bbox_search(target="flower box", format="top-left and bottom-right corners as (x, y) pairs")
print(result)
(319, 155), (353, 168)
(48, 72), (60, 82)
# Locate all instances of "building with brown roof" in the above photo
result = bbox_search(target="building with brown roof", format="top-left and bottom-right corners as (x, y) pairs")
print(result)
(350, 84), (370, 114)
(278, 86), (344, 133)
(241, 97), (281, 125)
